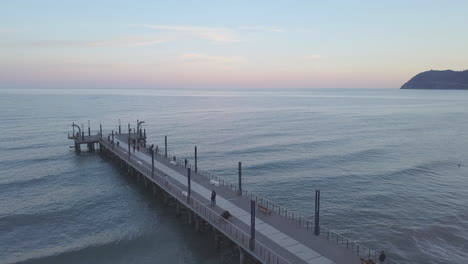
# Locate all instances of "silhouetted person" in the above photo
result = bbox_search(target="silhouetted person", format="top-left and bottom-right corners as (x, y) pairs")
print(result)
(211, 190), (216, 207)
(379, 251), (386, 263)
(133, 145), (135, 153)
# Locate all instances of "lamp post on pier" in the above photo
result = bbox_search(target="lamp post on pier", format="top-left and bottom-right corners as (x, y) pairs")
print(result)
(194, 146), (198, 173)
(187, 168), (191, 203)
(151, 149), (155, 176)
(238, 162), (242, 195)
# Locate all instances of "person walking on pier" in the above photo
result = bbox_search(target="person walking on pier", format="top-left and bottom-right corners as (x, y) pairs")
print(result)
(379, 251), (386, 263)
(211, 190), (217, 207)
(133, 145), (136, 153)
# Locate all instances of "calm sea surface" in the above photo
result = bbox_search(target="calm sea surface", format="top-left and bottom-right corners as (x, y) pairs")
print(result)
(0, 88), (467, 264)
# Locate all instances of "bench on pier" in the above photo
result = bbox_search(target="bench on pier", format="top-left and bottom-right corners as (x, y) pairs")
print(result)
(257, 204), (271, 215)
(210, 179), (220, 187)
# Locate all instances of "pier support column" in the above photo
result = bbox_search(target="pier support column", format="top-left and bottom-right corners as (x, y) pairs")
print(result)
(176, 201), (181, 217)
(75, 143), (80, 152)
(195, 215), (200, 232)
(152, 184), (157, 196)
(188, 210), (193, 225)
(239, 246), (246, 264)
(214, 230), (220, 250)
(144, 177), (147, 188)
(163, 192), (169, 206)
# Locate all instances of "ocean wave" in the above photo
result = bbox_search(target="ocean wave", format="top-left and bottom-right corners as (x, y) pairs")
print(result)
(245, 147), (388, 172)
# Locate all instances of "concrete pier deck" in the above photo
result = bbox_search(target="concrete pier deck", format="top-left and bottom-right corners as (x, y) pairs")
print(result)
(70, 126), (394, 264)
(111, 133), (361, 264)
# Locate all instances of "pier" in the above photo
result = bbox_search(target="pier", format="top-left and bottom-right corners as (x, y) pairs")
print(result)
(69, 120), (395, 264)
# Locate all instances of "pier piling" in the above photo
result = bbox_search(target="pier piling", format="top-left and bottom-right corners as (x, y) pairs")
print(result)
(315, 190), (321, 236)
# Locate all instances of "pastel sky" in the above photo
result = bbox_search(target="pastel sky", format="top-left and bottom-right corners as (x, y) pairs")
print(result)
(1, 0), (468, 89)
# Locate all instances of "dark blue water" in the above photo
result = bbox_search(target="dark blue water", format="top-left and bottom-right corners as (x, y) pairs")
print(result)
(1, 88), (467, 264)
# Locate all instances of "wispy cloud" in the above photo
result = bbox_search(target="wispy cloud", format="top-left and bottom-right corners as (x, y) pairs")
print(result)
(1, 36), (167, 48)
(87, 36), (167, 47)
(180, 53), (247, 64)
(303, 54), (321, 59)
(143, 24), (241, 43)
(0, 28), (16, 33)
(237, 26), (284, 33)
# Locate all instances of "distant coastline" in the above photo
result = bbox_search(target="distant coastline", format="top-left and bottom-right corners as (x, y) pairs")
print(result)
(401, 70), (468, 90)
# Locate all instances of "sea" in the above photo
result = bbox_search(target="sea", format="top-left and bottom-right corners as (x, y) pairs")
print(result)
(0, 88), (467, 264)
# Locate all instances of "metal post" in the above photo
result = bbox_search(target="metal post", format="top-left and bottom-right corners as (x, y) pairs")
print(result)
(88, 120), (91, 136)
(111, 130), (114, 148)
(128, 136), (131, 158)
(128, 123), (130, 134)
(144, 129), (146, 139)
(151, 149), (154, 175)
(250, 199), (256, 250)
(165, 136), (167, 158)
(72, 122), (75, 137)
(314, 190), (320, 236)
(100, 124), (102, 137)
(81, 132), (84, 141)
(187, 168), (191, 198)
(119, 119), (121, 134)
(238, 162), (242, 195)
(195, 146), (198, 173)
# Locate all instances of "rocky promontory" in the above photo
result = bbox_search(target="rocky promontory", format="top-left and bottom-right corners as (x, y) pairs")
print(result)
(400, 70), (468, 90)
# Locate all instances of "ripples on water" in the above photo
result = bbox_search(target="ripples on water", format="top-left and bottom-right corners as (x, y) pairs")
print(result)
(0, 89), (467, 264)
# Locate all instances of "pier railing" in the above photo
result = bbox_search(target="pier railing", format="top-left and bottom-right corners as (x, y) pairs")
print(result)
(101, 139), (291, 264)
(107, 136), (399, 264)
(158, 149), (400, 264)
